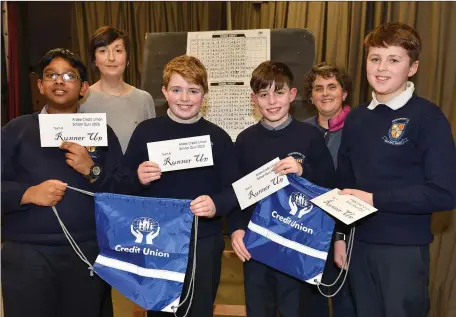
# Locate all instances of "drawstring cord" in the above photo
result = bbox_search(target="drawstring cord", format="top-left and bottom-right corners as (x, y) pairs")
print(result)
(316, 226), (355, 297)
(172, 216), (198, 317)
(51, 186), (95, 276)
(52, 185), (198, 315)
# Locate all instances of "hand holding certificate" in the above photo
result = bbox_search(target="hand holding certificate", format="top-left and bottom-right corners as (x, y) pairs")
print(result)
(310, 189), (377, 225)
(232, 158), (290, 210)
(147, 135), (214, 172)
(39, 113), (108, 147)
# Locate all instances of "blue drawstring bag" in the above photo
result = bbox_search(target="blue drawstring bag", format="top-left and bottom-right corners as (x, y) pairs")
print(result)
(244, 175), (335, 284)
(92, 193), (194, 312)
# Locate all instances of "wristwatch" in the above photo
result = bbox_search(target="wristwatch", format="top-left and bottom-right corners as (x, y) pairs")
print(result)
(85, 164), (102, 180)
(334, 232), (346, 242)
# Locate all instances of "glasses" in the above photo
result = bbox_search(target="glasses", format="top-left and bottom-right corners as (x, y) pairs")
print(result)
(42, 72), (80, 83)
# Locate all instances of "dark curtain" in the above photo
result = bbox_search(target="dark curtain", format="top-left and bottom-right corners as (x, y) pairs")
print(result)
(6, 2), (32, 121)
(6, 2), (20, 121)
(1, 15), (8, 126)
(71, 2), (226, 86)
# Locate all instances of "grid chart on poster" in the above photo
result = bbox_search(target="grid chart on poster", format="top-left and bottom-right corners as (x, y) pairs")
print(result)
(187, 29), (271, 140)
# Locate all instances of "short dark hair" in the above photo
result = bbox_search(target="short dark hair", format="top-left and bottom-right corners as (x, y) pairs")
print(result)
(303, 62), (351, 103)
(89, 26), (131, 71)
(38, 48), (88, 82)
(250, 61), (294, 94)
(364, 22), (421, 63)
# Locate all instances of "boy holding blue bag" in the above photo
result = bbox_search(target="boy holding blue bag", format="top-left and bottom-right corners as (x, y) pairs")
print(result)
(229, 60), (335, 317)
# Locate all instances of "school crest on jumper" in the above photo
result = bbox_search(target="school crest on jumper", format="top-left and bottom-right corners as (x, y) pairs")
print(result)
(383, 118), (409, 145)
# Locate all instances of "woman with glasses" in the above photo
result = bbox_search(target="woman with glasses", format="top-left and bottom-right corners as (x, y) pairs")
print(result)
(80, 26), (156, 153)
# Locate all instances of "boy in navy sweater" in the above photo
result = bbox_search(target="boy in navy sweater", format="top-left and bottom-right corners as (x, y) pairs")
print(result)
(1, 49), (122, 317)
(229, 61), (335, 317)
(337, 22), (456, 317)
(121, 55), (240, 317)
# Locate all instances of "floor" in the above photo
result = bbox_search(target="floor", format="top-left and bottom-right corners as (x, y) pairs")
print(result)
(112, 237), (246, 317)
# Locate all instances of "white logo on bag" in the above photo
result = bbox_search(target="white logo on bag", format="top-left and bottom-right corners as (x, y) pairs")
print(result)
(288, 192), (313, 218)
(130, 217), (160, 244)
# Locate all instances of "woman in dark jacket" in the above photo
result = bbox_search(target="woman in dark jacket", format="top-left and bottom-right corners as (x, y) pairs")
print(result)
(302, 62), (356, 317)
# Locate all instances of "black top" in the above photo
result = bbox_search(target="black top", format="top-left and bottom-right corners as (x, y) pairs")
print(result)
(228, 119), (335, 234)
(120, 115), (241, 238)
(1, 112), (123, 245)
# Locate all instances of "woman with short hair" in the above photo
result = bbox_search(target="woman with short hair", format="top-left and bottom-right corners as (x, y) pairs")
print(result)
(80, 26), (156, 153)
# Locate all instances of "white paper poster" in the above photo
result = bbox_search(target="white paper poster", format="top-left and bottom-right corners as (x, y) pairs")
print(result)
(187, 29), (271, 140)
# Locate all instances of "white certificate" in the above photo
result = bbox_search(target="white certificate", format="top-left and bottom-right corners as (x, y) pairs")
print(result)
(310, 189), (378, 225)
(39, 113), (108, 147)
(147, 135), (214, 172)
(232, 158), (290, 210)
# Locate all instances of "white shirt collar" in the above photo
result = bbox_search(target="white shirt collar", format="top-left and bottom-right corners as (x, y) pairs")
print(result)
(40, 105), (81, 114)
(367, 81), (415, 110)
(40, 105), (49, 114)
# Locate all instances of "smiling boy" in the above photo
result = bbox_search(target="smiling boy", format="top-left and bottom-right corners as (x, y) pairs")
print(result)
(1, 48), (122, 317)
(120, 55), (240, 317)
(337, 22), (456, 317)
(229, 60), (335, 317)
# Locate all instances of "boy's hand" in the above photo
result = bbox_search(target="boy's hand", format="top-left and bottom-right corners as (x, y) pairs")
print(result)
(60, 142), (94, 176)
(21, 180), (67, 206)
(231, 229), (251, 262)
(190, 195), (216, 218)
(274, 156), (303, 176)
(339, 188), (374, 206)
(137, 161), (162, 185)
(334, 240), (347, 269)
